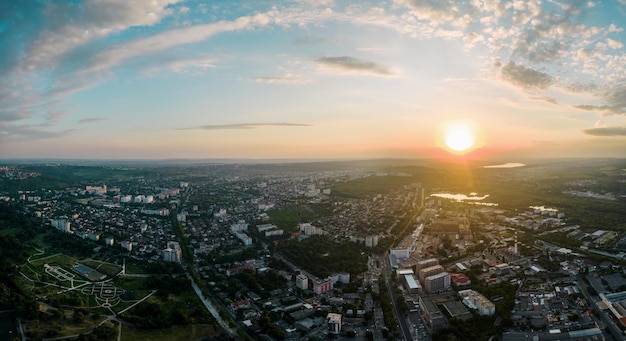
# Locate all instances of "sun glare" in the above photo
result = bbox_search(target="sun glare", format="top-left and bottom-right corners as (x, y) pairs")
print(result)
(437, 120), (481, 155)
(445, 125), (474, 152)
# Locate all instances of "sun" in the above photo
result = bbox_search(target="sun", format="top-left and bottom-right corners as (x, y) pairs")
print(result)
(445, 125), (475, 152)
(436, 120), (481, 155)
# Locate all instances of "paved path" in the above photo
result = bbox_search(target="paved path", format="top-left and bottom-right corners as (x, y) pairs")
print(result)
(117, 290), (157, 315)
(186, 272), (237, 338)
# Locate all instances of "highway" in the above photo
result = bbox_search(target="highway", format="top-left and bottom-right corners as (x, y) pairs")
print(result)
(381, 252), (413, 341)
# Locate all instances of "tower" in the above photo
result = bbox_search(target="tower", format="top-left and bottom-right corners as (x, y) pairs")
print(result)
(514, 230), (518, 256)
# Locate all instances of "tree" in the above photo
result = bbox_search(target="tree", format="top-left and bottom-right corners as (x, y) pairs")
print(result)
(74, 309), (86, 323)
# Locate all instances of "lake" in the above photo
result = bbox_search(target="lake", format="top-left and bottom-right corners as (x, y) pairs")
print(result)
(483, 163), (525, 168)
(430, 193), (499, 206)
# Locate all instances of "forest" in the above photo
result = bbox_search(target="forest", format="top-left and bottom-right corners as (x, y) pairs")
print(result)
(277, 235), (368, 278)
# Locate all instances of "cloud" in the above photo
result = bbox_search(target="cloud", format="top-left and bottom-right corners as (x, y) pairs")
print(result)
(566, 82), (599, 93)
(500, 61), (552, 89)
(294, 35), (336, 45)
(582, 127), (626, 136)
(395, 0), (470, 28)
(143, 56), (217, 76)
(574, 83), (626, 115)
(253, 75), (311, 84)
(78, 117), (107, 124)
(0, 122), (74, 142)
(0, 0), (182, 141)
(529, 96), (558, 104)
(315, 56), (394, 76)
(607, 38), (624, 49)
(175, 123), (313, 130)
(25, 0), (182, 73)
(81, 13), (272, 76)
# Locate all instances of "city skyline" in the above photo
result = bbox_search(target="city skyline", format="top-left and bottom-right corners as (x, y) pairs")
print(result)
(1, 0), (625, 160)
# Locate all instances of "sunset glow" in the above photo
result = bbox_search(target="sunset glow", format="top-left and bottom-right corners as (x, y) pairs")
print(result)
(444, 124), (475, 154)
(1, 1), (625, 160)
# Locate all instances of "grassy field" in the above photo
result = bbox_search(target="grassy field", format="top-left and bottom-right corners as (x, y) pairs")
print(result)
(331, 175), (417, 198)
(21, 313), (111, 339)
(121, 323), (219, 341)
(123, 260), (150, 275)
(78, 259), (122, 277)
(114, 277), (152, 291)
(29, 253), (76, 268)
(0, 227), (20, 236)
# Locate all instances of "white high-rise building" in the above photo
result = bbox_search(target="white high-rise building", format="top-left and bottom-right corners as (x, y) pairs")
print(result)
(296, 274), (308, 290)
(424, 272), (450, 294)
(230, 221), (248, 232)
(50, 219), (71, 233)
(163, 241), (182, 263)
(365, 235), (379, 248)
(120, 241), (133, 252)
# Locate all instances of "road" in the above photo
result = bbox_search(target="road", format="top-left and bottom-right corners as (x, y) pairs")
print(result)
(381, 252), (413, 341)
(186, 272), (238, 338)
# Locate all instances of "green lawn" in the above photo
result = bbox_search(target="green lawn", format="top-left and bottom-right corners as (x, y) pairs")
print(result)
(0, 227), (20, 236)
(30, 253), (76, 268)
(21, 314), (111, 339)
(79, 259), (122, 277)
(121, 323), (219, 341)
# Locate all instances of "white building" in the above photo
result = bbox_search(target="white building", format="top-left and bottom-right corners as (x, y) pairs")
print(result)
(332, 273), (350, 284)
(230, 221), (249, 232)
(86, 185), (106, 195)
(120, 241), (133, 252)
(257, 224), (277, 232)
(142, 208), (170, 216)
(163, 241), (182, 263)
(365, 235), (379, 248)
(214, 209), (227, 218)
(296, 274), (308, 290)
(326, 313), (342, 335)
(390, 247), (411, 260)
(459, 289), (496, 316)
(50, 219), (71, 233)
(419, 265), (444, 283)
(424, 272), (450, 294)
(265, 229), (284, 237)
(299, 223), (322, 236)
(234, 231), (253, 246)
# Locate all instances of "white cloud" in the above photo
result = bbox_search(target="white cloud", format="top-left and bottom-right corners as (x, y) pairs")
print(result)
(315, 56), (395, 77)
(395, 0), (470, 29)
(607, 38), (624, 49)
(253, 74), (311, 84)
(25, 0), (181, 72)
(81, 13), (272, 76)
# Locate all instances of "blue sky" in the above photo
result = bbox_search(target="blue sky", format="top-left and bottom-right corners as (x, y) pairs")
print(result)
(1, 0), (625, 159)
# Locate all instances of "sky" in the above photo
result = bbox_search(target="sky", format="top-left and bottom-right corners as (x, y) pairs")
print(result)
(1, 0), (625, 160)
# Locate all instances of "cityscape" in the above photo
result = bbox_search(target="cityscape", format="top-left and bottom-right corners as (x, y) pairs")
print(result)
(1, 158), (626, 341)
